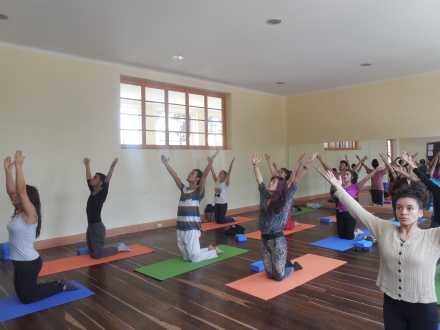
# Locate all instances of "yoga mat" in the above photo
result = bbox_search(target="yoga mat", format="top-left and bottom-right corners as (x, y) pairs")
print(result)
(0, 281), (94, 322)
(356, 191), (370, 198)
(134, 245), (248, 280)
(39, 244), (154, 276)
(317, 212), (375, 223)
(292, 207), (318, 216)
(245, 224), (316, 240)
(436, 265), (440, 305)
(309, 229), (371, 251)
(226, 254), (346, 300)
(201, 216), (255, 231)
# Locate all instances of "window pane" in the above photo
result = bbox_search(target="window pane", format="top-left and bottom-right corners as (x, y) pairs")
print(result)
(121, 130), (141, 145)
(146, 131), (165, 145)
(208, 120), (222, 134)
(189, 120), (205, 133)
(189, 133), (206, 146)
(208, 134), (223, 147)
(146, 116), (165, 131)
(120, 99), (141, 115)
(208, 108), (222, 120)
(189, 94), (204, 107)
(207, 96), (222, 109)
(145, 102), (165, 116)
(169, 118), (186, 133)
(169, 132), (186, 145)
(168, 91), (186, 105)
(189, 106), (205, 121)
(121, 84), (141, 100)
(120, 114), (141, 130)
(145, 87), (165, 103)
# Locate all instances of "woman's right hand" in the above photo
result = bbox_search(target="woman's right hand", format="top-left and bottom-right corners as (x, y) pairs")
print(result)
(4, 157), (14, 171)
(14, 151), (25, 167)
(252, 152), (260, 165)
(315, 165), (342, 189)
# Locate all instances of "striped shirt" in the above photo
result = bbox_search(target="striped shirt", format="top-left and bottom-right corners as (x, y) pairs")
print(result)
(176, 184), (204, 231)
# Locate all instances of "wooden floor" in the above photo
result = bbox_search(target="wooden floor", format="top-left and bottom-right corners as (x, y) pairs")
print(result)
(1, 200), (438, 329)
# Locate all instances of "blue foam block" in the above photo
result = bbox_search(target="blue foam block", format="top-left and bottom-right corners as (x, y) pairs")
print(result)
(309, 229), (371, 251)
(0, 281), (94, 322)
(320, 217), (332, 223)
(250, 260), (264, 272)
(0, 242), (9, 250)
(355, 240), (373, 248)
(0, 253), (9, 260)
(0, 247), (10, 254)
(235, 234), (247, 242)
(76, 247), (89, 255)
(383, 200), (392, 204)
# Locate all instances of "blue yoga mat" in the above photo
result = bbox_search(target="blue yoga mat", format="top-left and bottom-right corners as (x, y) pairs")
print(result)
(389, 217), (427, 226)
(0, 281), (94, 322)
(309, 229), (371, 251)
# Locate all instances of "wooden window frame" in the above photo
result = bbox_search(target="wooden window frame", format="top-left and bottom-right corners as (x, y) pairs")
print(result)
(387, 139), (394, 163)
(120, 76), (226, 150)
(323, 141), (358, 151)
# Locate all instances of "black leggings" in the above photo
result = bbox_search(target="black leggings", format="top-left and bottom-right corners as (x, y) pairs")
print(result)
(336, 210), (356, 240)
(370, 189), (384, 205)
(214, 203), (235, 224)
(12, 256), (63, 304)
(383, 294), (438, 330)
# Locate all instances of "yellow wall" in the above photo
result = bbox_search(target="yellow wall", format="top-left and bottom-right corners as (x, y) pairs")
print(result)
(286, 72), (440, 144)
(0, 44), (286, 242)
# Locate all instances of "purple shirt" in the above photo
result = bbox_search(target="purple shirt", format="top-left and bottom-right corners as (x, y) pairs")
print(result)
(337, 184), (359, 211)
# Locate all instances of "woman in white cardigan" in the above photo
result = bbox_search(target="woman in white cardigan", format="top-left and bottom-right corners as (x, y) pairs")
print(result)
(315, 165), (439, 330)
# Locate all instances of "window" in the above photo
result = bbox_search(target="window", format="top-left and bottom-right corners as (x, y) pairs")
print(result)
(120, 77), (226, 149)
(387, 139), (393, 162)
(323, 141), (358, 150)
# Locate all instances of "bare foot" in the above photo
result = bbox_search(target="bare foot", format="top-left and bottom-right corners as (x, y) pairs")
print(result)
(208, 245), (214, 251)
(293, 221), (300, 227)
(354, 228), (364, 237)
(215, 247), (224, 254)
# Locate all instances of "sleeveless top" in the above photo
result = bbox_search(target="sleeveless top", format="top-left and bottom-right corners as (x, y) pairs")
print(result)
(7, 213), (39, 261)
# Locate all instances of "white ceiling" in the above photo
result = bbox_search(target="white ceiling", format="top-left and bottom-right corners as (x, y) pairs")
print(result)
(1, 0), (440, 97)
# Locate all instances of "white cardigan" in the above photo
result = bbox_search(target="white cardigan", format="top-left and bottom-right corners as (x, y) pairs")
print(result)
(334, 188), (440, 303)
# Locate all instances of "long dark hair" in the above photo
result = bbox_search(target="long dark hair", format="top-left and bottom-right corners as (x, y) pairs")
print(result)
(344, 169), (358, 184)
(280, 168), (292, 181)
(268, 176), (288, 214)
(12, 185), (42, 238)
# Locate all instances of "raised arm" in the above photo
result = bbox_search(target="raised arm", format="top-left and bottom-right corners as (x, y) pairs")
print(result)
(14, 151), (37, 225)
(290, 152), (318, 186)
(379, 153), (397, 180)
(207, 156), (218, 183)
(161, 155), (183, 190)
(225, 157), (235, 186)
(83, 158), (92, 181)
(104, 158), (118, 183)
(265, 154), (278, 177)
(4, 156), (16, 199)
(357, 162), (385, 189)
(199, 150), (219, 193)
(392, 164), (419, 182)
(356, 154), (370, 172)
(252, 152), (263, 184)
(316, 154), (332, 172)
(429, 152), (440, 178)
(291, 153), (305, 180)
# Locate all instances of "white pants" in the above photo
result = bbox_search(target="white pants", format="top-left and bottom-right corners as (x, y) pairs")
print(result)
(176, 230), (218, 262)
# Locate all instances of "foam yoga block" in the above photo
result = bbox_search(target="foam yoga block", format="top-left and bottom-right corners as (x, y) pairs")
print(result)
(76, 247), (89, 256)
(250, 261), (265, 272)
(320, 217), (332, 223)
(355, 241), (373, 248)
(384, 200), (392, 204)
(235, 234), (247, 242)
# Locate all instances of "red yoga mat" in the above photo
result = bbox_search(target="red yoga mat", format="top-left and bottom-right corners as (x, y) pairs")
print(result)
(39, 244), (154, 276)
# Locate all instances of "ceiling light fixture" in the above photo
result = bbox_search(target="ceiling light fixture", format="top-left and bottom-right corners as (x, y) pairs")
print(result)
(360, 63), (372, 67)
(0, 13), (8, 20)
(276, 82), (285, 85)
(171, 55), (184, 60)
(266, 18), (282, 25)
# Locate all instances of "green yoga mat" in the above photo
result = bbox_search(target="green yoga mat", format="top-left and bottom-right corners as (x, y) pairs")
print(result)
(134, 245), (248, 280)
(292, 207), (318, 216)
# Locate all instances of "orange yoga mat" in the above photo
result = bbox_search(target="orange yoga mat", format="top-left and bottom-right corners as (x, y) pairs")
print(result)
(245, 224), (316, 240)
(201, 216), (255, 231)
(318, 212), (375, 222)
(356, 191), (370, 198)
(39, 244), (154, 276)
(226, 254), (346, 300)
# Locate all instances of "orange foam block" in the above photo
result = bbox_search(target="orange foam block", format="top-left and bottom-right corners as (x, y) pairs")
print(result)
(39, 244), (154, 276)
(226, 254), (346, 300)
(201, 216), (255, 231)
(245, 224), (316, 240)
